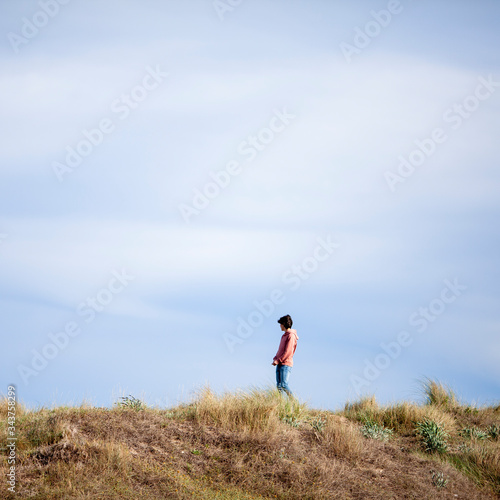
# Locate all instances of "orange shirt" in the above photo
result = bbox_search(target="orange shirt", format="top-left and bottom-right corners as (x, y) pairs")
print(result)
(273, 329), (298, 367)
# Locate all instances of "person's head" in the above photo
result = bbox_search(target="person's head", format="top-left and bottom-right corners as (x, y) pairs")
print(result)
(277, 315), (293, 331)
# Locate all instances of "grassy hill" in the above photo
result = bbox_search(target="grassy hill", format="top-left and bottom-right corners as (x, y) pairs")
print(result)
(1, 380), (499, 499)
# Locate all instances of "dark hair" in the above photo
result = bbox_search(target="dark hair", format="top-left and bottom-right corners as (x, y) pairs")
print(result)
(277, 315), (293, 329)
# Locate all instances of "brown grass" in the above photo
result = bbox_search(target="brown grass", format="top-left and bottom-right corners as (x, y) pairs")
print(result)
(184, 386), (308, 434)
(344, 399), (457, 437)
(0, 383), (499, 499)
(320, 414), (363, 462)
(421, 379), (458, 407)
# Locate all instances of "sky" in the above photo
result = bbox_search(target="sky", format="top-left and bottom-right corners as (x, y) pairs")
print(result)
(1, 0), (499, 411)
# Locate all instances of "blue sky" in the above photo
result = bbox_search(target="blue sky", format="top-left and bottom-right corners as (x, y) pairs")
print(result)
(1, 0), (499, 411)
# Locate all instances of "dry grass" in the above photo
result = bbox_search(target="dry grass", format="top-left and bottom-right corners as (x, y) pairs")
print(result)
(342, 382), (500, 497)
(344, 393), (457, 437)
(320, 414), (363, 462)
(421, 378), (458, 408)
(0, 383), (498, 499)
(0, 396), (25, 420)
(184, 386), (308, 434)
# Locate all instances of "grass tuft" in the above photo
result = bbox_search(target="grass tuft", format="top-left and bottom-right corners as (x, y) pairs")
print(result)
(422, 378), (458, 408)
(185, 386), (308, 434)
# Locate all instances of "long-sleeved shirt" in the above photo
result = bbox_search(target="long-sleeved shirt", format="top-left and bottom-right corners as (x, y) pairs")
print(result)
(273, 328), (299, 367)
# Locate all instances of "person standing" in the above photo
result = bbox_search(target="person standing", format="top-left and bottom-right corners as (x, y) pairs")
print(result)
(272, 315), (298, 397)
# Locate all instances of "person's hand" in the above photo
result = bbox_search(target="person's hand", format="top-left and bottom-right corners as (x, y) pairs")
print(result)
(272, 361), (277, 366)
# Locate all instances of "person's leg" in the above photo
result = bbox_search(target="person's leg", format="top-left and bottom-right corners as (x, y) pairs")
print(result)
(277, 364), (288, 395)
(280, 365), (293, 397)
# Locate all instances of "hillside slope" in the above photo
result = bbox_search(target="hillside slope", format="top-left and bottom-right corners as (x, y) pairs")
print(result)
(1, 382), (499, 499)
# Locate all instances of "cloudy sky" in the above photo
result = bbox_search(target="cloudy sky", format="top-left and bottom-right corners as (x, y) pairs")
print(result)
(1, 0), (499, 411)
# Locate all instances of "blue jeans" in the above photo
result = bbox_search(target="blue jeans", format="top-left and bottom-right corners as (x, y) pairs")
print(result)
(276, 364), (293, 397)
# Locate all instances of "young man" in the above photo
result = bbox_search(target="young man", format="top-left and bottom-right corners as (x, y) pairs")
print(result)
(272, 315), (298, 397)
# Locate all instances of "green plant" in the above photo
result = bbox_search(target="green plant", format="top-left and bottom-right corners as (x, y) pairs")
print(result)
(278, 396), (304, 428)
(415, 419), (448, 453)
(309, 415), (326, 433)
(459, 427), (489, 440)
(431, 471), (448, 489)
(116, 395), (146, 411)
(361, 420), (393, 441)
(281, 413), (301, 428)
(487, 424), (500, 440)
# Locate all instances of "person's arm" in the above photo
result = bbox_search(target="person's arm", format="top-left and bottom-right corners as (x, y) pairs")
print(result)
(274, 335), (293, 364)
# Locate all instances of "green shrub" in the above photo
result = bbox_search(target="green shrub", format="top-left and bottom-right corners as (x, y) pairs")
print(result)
(309, 415), (326, 433)
(459, 427), (489, 440)
(115, 395), (146, 411)
(415, 418), (448, 453)
(487, 424), (500, 440)
(361, 420), (393, 441)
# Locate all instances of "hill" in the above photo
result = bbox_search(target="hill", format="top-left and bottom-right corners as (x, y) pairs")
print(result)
(1, 381), (499, 499)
